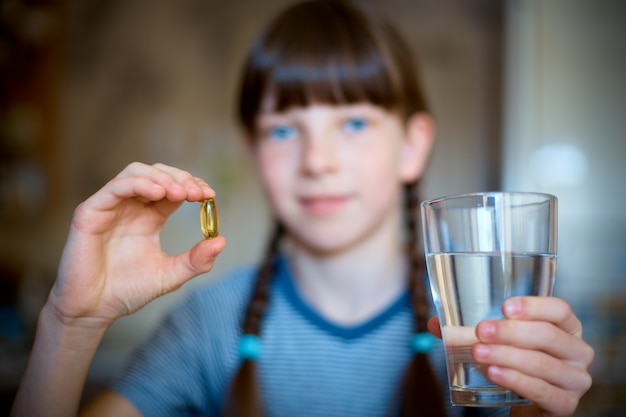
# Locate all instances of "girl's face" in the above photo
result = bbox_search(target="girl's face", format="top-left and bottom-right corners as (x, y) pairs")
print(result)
(252, 102), (432, 255)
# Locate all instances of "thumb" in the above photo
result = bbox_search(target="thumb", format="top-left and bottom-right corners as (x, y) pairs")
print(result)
(167, 236), (227, 289)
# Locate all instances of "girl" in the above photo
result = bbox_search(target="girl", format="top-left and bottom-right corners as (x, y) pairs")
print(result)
(11, 1), (593, 416)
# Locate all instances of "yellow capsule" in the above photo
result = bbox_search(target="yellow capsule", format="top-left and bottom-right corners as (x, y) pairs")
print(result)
(200, 198), (219, 239)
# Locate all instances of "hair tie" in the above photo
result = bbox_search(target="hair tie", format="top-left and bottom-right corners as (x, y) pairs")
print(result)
(239, 334), (262, 360)
(411, 332), (436, 353)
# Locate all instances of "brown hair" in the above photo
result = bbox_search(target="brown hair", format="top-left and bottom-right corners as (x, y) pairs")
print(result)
(224, 1), (446, 416)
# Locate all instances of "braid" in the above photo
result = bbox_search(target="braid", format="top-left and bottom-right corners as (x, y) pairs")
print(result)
(404, 181), (430, 334)
(222, 222), (284, 417)
(396, 181), (448, 417)
(243, 222), (284, 334)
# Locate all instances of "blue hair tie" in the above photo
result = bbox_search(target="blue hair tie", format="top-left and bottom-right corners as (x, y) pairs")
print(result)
(411, 332), (436, 353)
(239, 334), (262, 360)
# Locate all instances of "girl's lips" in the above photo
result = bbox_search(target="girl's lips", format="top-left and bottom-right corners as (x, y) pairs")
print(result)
(299, 195), (350, 216)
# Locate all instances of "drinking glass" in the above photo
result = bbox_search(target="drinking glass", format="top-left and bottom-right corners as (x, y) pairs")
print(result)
(420, 191), (557, 407)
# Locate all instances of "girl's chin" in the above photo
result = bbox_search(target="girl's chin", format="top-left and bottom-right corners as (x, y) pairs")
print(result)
(289, 230), (362, 256)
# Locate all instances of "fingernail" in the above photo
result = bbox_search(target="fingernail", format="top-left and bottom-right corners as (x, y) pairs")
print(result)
(478, 321), (496, 340)
(474, 344), (490, 360)
(504, 298), (522, 318)
(487, 365), (503, 379)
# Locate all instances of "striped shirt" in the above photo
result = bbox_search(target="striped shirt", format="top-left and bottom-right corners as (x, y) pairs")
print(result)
(113, 256), (509, 417)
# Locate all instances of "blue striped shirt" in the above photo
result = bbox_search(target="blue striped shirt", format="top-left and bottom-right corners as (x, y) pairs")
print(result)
(113, 256), (509, 417)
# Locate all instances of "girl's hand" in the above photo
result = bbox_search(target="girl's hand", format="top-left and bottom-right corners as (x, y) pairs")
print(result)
(472, 297), (594, 417)
(49, 162), (227, 328)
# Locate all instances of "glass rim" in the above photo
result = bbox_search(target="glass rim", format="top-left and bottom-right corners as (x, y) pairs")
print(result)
(420, 191), (557, 208)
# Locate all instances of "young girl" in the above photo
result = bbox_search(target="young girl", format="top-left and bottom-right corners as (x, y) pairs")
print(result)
(11, 1), (593, 416)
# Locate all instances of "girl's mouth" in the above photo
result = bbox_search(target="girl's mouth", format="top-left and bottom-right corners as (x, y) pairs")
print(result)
(299, 195), (350, 216)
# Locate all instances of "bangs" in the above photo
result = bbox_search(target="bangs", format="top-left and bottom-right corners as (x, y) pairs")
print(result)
(238, 0), (427, 135)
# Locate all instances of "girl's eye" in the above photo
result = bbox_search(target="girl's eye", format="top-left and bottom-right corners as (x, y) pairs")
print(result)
(267, 124), (297, 141)
(343, 117), (368, 133)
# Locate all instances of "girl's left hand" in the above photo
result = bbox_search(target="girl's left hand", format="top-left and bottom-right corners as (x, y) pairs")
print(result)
(472, 296), (594, 417)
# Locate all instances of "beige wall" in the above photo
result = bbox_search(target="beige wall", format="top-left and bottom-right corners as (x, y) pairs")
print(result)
(503, 1), (626, 411)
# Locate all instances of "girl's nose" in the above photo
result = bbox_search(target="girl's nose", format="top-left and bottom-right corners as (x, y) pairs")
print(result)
(300, 134), (339, 176)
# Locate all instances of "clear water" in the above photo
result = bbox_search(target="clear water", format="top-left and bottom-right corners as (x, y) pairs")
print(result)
(427, 252), (556, 406)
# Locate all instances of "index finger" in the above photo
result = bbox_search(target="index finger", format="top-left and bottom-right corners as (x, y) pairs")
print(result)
(118, 162), (215, 201)
(503, 296), (583, 338)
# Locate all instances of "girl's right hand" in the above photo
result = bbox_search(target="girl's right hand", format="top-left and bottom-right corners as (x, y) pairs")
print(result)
(48, 162), (227, 329)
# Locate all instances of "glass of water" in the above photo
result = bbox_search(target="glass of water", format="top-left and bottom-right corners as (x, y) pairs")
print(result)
(420, 191), (557, 407)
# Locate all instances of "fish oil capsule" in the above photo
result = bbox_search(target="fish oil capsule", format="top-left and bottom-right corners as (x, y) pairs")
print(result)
(200, 198), (219, 239)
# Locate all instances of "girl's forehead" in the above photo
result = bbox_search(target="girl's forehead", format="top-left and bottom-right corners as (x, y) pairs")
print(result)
(259, 80), (349, 112)
(258, 84), (388, 115)
(256, 101), (397, 123)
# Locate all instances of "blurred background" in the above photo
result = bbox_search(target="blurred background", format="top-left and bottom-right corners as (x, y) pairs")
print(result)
(0, 0), (624, 415)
